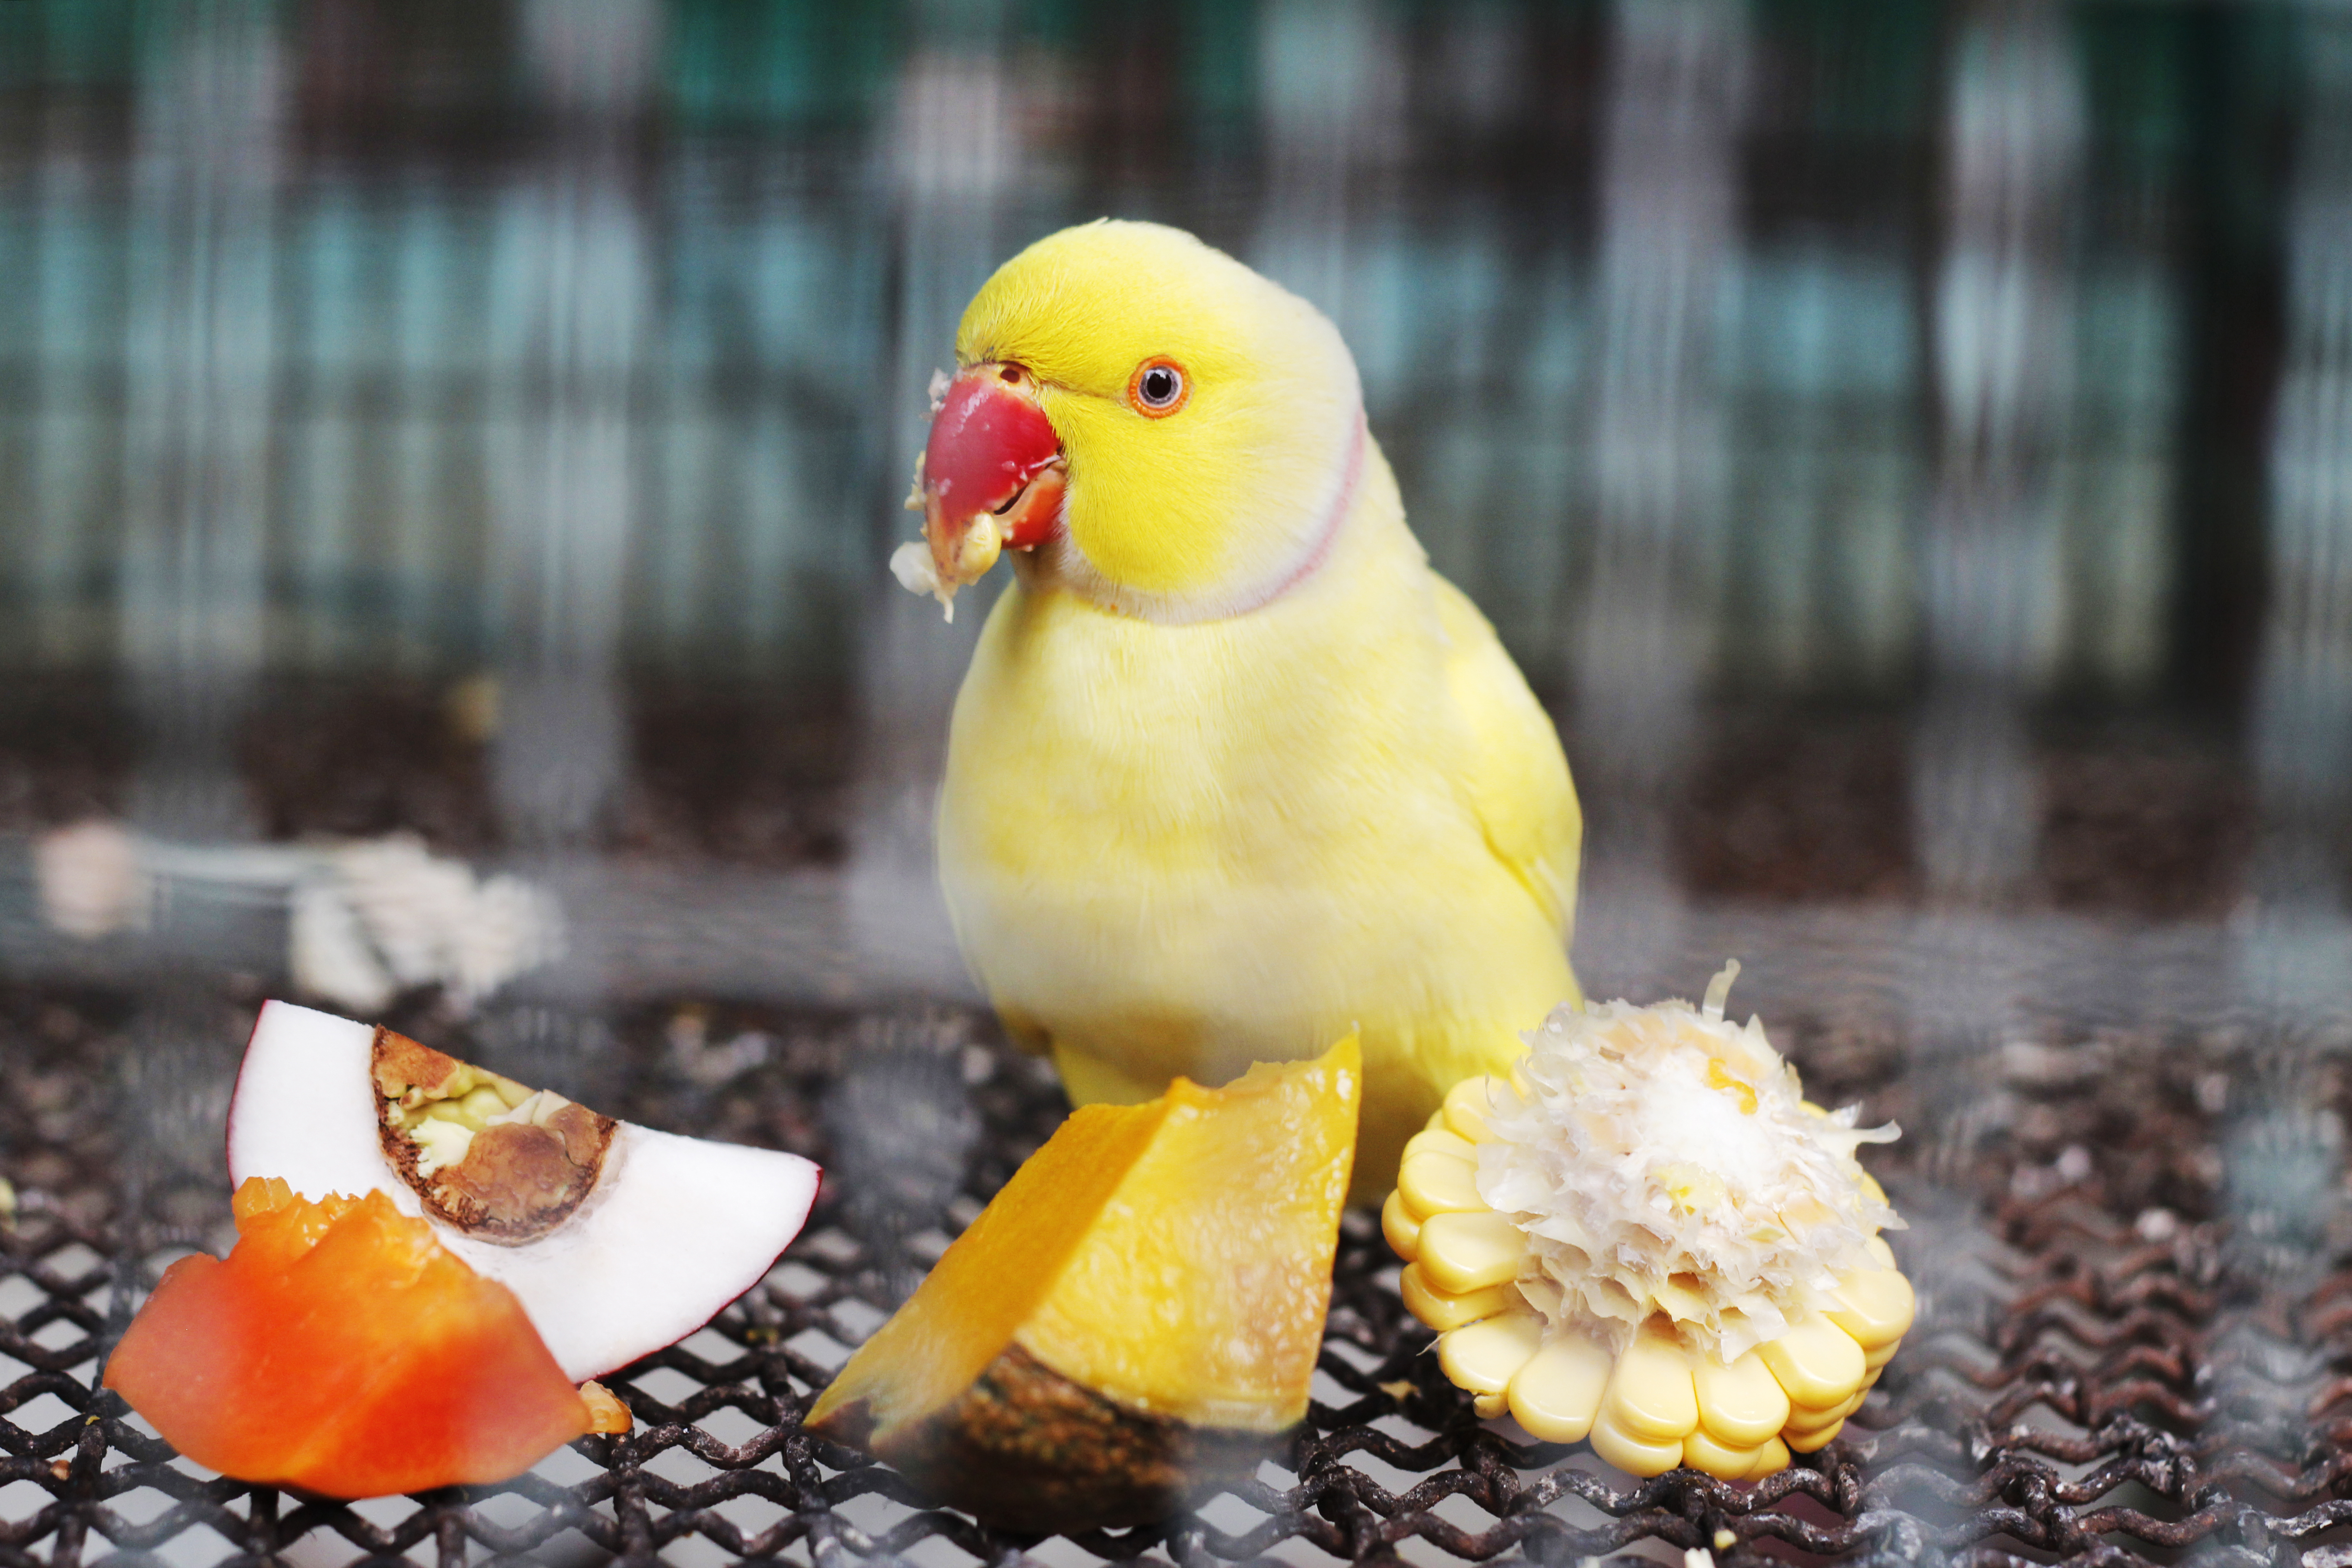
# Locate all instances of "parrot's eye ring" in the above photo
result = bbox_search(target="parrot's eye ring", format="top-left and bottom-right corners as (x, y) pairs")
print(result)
(1128, 358), (1189, 418)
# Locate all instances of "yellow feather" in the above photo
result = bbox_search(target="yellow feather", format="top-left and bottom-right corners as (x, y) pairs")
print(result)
(1432, 578), (1585, 946)
(939, 424), (1581, 1199)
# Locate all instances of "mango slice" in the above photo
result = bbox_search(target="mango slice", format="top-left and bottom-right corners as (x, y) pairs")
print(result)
(808, 1037), (1360, 1532)
(104, 1178), (590, 1497)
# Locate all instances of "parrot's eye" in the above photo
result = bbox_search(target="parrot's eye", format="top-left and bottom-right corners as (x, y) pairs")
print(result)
(1128, 358), (1189, 418)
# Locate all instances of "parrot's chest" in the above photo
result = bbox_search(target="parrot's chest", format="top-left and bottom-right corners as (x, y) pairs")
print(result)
(935, 586), (1495, 1022)
(943, 595), (1439, 900)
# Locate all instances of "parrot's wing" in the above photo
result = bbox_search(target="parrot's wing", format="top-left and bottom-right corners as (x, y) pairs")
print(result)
(1431, 576), (1583, 944)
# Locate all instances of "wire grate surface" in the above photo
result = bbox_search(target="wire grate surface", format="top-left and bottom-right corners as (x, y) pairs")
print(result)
(7, 987), (2352, 1568)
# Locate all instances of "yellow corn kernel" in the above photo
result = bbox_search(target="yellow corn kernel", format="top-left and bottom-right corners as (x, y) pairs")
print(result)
(1399, 1264), (1515, 1332)
(1507, 1324), (1613, 1444)
(1381, 1190), (1422, 1260)
(1693, 1349), (1790, 1448)
(1418, 1209), (1526, 1294)
(1601, 1322), (1700, 1443)
(1403, 1127), (1477, 1164)
(1757, 1315), (1865, 1409)
(1780, 1392), (1863, 1456)
(1588, 1407), (1684, 1476)
(1397, 1152), (1483, 1218)
(1826, 1267), (1915, 1351)
(1779, 1402), (1856, 1444)
(1439, 1310), (1544, 1395)
(1681, 1426), (1766, 1481)
(1784, 1417), (1843, 1453)
(1443, 1074), (1520, 1142)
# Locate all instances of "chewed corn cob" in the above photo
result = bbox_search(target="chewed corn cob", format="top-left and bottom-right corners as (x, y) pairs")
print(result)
(1382, 963), (1916, 1480)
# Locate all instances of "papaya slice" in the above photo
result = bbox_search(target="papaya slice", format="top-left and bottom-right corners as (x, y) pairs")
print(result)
(808, 1036), (1361, 1533)
(104, 1177), (592, 1498)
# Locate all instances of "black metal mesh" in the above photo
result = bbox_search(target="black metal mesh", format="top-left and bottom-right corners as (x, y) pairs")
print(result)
(6, 985), (2352, 1568)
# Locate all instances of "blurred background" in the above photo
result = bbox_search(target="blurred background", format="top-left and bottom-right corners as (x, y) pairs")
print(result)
(6, 5), (2352, 1562)
(0, 0), (2348, 1234)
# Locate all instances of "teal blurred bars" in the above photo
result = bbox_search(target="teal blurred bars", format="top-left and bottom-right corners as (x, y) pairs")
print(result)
(0, 0), (2316, 703)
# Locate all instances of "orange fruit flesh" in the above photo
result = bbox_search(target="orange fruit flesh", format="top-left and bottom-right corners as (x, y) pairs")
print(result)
(104, 1177), (590, 1498)
(810, 1035), (1360, 1443)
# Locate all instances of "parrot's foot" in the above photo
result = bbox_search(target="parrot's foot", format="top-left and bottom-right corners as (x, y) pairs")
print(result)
(1381, 969), (1915, 1481)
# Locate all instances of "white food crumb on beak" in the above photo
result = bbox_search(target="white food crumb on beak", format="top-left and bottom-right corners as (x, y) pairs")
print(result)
(889, 539), (957, 622)
(927, 367), (951, 414)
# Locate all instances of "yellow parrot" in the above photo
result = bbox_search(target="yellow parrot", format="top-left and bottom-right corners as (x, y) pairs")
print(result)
(894, 220), (1582, 1198)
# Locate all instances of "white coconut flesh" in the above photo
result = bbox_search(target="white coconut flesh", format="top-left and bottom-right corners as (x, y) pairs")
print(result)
(227, 999), (821, 1382)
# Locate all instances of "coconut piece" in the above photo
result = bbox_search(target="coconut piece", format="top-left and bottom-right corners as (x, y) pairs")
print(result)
(370, 1031), (614, 1243)
(228, 1000), (821, 1381)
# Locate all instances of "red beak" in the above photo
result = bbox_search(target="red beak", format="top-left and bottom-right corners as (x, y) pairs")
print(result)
(918, 365), (1066, 597)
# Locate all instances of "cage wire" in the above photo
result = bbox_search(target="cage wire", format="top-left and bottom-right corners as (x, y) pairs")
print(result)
(6, 988), (2352, 1568)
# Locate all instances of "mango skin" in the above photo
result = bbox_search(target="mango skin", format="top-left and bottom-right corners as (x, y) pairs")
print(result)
(809, 1039), (1359, 1531)
(816, 1343), (1275, 1535)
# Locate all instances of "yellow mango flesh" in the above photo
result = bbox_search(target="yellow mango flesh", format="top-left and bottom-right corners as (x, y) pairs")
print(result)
(810, 1036), (1361, 1443)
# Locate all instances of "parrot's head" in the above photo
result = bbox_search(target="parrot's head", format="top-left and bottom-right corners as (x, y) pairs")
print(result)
(895, 220), (1364, 624)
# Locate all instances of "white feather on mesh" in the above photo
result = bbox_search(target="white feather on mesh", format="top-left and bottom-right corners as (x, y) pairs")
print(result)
(34, 820), (561, 1014)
